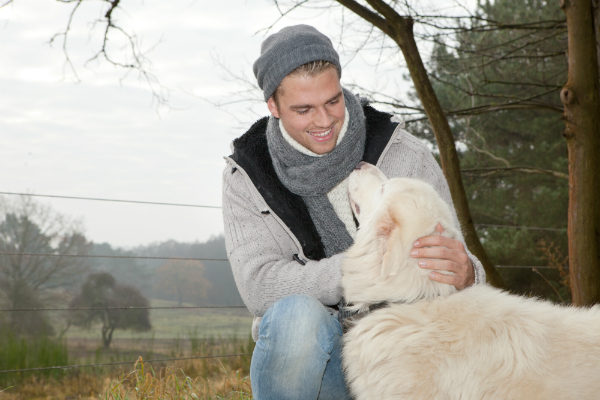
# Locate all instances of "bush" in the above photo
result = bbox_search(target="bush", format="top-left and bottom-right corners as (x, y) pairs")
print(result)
(0, 328), (69, 387)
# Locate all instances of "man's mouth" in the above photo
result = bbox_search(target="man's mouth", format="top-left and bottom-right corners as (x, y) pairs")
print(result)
(307, 127), (334, 141)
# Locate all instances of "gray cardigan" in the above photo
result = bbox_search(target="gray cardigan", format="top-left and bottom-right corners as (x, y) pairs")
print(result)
(222, 114), (486, 340)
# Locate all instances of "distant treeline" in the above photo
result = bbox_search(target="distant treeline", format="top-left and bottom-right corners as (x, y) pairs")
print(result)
(90, 235), (243, 306)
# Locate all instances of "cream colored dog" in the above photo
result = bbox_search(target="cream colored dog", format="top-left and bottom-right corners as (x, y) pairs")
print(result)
(342, 162), (600, 400)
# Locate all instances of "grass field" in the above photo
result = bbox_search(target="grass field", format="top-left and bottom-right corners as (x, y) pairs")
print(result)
(62, 299), (253, 361)
(0, 299), (255, 399)
(0, 339), (255, 399)
(64, 298), (254, 340)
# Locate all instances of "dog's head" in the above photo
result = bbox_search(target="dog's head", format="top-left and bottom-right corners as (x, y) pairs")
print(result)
(342, 162), (459, 310)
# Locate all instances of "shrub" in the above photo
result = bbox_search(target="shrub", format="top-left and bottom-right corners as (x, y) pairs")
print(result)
(0, 328), (69, 387)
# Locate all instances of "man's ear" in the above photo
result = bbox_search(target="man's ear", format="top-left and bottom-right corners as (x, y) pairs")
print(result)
(267, 97), (280, 119)
(381, 227), (403, 279)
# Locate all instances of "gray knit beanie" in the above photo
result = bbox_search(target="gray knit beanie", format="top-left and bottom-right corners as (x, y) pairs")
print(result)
(253, 24), (342, 101)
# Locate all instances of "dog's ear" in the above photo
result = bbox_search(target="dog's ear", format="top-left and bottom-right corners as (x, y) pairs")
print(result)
(379, 214), (404, 279)
(381, 227), (403, 279)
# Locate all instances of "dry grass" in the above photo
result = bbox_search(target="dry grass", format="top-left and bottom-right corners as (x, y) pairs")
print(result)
(0, 336), (254, 400)
(101, 358), (252, 399)
(537, 239), (570, 303)
(0, 360), (252, 400)
(0, 373), (107, 400)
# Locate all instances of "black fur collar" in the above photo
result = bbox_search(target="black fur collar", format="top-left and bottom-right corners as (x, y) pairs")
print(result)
(230, 105), (398, 261)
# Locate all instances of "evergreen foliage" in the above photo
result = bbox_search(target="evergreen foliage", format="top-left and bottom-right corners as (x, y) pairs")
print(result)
(421, 0), (569, 299)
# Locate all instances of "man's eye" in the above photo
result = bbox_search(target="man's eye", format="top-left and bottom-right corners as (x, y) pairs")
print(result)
(297, 109), (309, 115)
(329, 99), (340, 105)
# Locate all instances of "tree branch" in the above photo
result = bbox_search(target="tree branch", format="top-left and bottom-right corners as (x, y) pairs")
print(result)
(44, 0), (169, 106)
(365, 0), (402, 23)
(335, 0), (394, 37)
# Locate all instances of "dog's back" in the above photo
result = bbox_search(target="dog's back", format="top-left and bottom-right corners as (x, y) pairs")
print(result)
(343, 284), (600, 400)
(342, 170), (600, 400)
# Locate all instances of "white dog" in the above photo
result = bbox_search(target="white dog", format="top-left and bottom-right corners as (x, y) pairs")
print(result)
(341, 162), (600, 400)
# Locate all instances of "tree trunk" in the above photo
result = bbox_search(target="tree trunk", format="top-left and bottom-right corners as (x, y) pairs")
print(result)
(560, 0), (600, 305)
(594, 0), (600, 81)
(337, 0), (505, 287)
(102, 324), (116, 349)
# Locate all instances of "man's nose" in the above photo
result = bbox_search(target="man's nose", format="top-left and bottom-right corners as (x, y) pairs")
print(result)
(314, 107), (332, 127)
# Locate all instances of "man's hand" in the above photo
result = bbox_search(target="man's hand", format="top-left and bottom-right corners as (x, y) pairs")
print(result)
(410, 223), (475, 290)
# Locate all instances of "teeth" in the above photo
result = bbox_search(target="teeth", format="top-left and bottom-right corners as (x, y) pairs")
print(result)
(309, 128), (332, 138)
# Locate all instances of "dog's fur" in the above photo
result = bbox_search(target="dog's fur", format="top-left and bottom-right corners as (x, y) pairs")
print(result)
(341, 163), (600, 400)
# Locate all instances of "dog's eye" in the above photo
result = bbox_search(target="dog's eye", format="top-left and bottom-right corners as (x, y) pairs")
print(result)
(354, 203), (360, 215)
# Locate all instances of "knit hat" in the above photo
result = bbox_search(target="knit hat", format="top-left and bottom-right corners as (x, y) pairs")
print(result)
(253, 24), (342, 101)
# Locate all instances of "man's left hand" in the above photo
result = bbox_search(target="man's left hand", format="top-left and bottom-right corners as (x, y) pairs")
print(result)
(410, 223), (475, 290)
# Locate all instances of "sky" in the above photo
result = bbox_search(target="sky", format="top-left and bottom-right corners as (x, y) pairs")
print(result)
(0, 0), (467, 249)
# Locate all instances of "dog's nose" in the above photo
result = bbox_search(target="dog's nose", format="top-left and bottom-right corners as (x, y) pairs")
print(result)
(355, 161), (367, 170)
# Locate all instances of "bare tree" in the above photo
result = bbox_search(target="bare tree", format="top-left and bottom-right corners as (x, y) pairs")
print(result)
(273, 0), (599, 297)
(0, 0), (168, 106)
(0, 195), (91, 334)
(271, 0), (507, 286)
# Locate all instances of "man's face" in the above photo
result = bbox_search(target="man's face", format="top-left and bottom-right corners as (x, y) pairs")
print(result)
(267, 67), (345, 155)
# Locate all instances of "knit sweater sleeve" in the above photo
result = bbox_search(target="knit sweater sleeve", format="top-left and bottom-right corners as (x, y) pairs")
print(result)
(222, 163), (345, 317)
(379, 128), (487, 285)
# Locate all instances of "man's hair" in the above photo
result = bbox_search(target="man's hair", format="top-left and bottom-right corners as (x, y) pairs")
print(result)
(272, 60), (340, 107)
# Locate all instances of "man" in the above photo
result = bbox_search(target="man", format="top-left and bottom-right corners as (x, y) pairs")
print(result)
(222, 25), (486, 400)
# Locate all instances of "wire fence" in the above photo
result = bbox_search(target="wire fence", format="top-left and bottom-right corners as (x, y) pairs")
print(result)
(0, 252), (564, 269)
(474, 223), (566, 232)
(0, 264), (564, 314)
(0, 252), (228, 262)
(0, 190), (568, 379)
(0, 353), (254, 374)
(0, 252), (229, 261)
(1, 190), (567, 232)
(0, 191), (221, 209)
(495, 265), (563, 269)
(0, 305), (247, 312)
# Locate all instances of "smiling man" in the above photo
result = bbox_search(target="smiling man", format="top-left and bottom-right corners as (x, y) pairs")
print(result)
(222, 25), (486, 400)
(267, 66), (345, 155)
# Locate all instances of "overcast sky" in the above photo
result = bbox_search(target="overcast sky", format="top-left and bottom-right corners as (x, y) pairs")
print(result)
(0, 0), (468, 249)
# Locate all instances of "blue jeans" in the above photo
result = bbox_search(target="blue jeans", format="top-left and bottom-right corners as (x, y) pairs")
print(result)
(250, 295), (351, 400)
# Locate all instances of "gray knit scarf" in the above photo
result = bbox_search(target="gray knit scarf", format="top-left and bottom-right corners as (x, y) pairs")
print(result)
(267, 88), (366, 257)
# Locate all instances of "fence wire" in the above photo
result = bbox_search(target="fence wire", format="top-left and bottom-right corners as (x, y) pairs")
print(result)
(0, 252), (228, 262)
(0, 251), (559, 271)
(474, 223), (566, 232)
(1, 190), (566, 232)
(0, 192), (568, 377)
(0, 305), (247, 312)
(496, 265), (563, 269)
(0, 191), (220, 209)
(0, 353), (253, 374)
